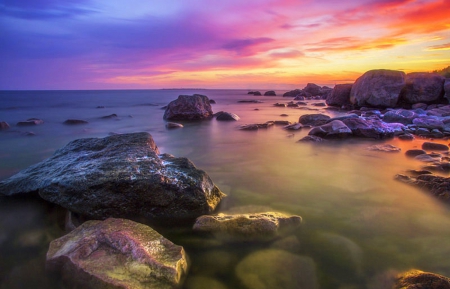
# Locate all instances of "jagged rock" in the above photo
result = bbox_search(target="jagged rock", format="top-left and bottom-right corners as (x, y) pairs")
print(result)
(299, 114), (330, 126)
(400, 72), (445, 104)
(166, 122), (184, 129)
(326, 84), (352, 107)
(235, 249), (318, 289)
(422, 142), (449, 151)
(46, 218), (188, 289)
(163, 94), (213, 121)
(308, 120), (353, 139)
(0, 121), (10, 130)
(283, 89), (303, 97)
(367, 144), (401, 152)
(64, 119), (88, 125)
(383, 109), (416, 125)
(193, 212), (302, 242)
(350, 69), (406, 108)
(17, 118), (44, 126)
(393, 269), (450, 289)
(215, 111), (240, 121)
(264, 90), (276, 96)
(0, 132), (225, 223)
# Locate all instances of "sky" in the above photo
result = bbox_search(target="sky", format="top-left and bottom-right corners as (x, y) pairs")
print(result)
(0, 0), (449, 90)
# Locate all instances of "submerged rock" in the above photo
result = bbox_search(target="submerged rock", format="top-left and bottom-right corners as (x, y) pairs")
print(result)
(163, 94), (213, 121)
(0, 121), (10, 130)
(216, 111), (240, 121)
(350, 69), (405, 108)
(235, 249), (318, 289)
(393, 269), (450, 289)
(46, 218), (188, 289)
(367, 144), (401, 152)
(395, 174), (450, 204)
(17, 118), (44, 126)
(63, 119), (88, 125)
(166, 122), (184, 129)
(422, 142), (449, 151)
(193, 212), (302, 242)
(298, 114), (330, 126)
(0, 132), (225, 223)
(298, 135), (325, 142)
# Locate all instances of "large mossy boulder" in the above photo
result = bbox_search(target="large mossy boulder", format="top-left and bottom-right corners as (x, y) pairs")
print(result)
(163, 94), (213, 120)
(400, 72), (445, 104)
(0, 132), (225, 223)
(393, 269), (450, 289)
(350, 69), (405, 108)
(193, 212), (302, 242)
(46, 218), (188, 289)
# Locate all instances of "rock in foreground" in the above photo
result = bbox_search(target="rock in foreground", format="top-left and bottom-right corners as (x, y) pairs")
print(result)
(46, 218), (188, 289)
(193, 212), (302, 242)
(393, 269), (450, 289)
(0, 132), (225, 223)
(163, 94), (213, 120)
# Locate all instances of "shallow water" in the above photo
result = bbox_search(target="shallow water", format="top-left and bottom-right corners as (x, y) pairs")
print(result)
(1, 89), (450, 289)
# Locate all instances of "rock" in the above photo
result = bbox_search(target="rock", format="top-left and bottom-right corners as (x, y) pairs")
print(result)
(342, 118), (403, 139)
(311, 102), (326, 107)
(239, 122), (274, 130)
(445, 79), (450, 102)
(298, 114), (330, 126)
(0, 121), (10, 130)
(274, 103), (287, 107)
(46, 218), (188, 289)
(382, 109), (416, 125)
(193, 212), (302, 242)
(283, 89), (303, 97)
(294, 93), (308, 100)
(235, 249), (318, 289)
(100, 114), (118, 119)
(184, 276), (228, 289)
(405, 149), (426, 157)
(166, 122), (184, 129)
(367, 144), (401, 152)
(209, 99), (216, 104)
(298, 135), (325, 142)
(400, 72), (445, 104)
(395, 174), (450, 204)
(238, 100), (263, 103)
(64, 119), (88, 125)
(264, 90), (276, 96)
(17, 118), (44, 126)
(163, 94), (213, 121)
(273, 120), (291, 125)
(280, 114), (289, 117)
(413, 116), (444, 130)
(398, 133), (415, 140)
(0, 132), (225, 223)
(414, 153), (441, 163)
(308, 120), (353, 139)
(412, 103), (428, 110)
(350, 69), (406, 108)
(303, 83), (322, 96)
(423, 162), (450, 172)
(422, 142), (449, 151)
(284, 123), (303, 130)
(393, 269), (450, 289)
(326, 84), (352, 107)
(216, 111), (240, 121)
(247, 91), (262, 96)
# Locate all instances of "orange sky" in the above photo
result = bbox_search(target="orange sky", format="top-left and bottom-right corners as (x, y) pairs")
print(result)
(0, 0), (449, 89)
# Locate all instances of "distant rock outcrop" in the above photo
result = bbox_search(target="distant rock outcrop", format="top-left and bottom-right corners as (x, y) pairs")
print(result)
(64, 119), (88, 125)
(0, 121), (10, 130)
(326, 84), (352, 107)
(163, 94), (213, 121)
(350, 69), (406, 108)
(400, 72), (445, 104)
(47, 218), (188, 289)
(17, 118), (44, 126)
(264, 90), (276, 96)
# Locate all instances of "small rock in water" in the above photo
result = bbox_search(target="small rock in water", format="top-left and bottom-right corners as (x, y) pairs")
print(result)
(216, 111), (240, 121)
(405, 149), (426, 157)
(63, 119), (88, 125)
(298, 135), (325, 142)
(17, 118), (44, 126)
(284, 123), (303, 130)
(100, 114), (118, 119)
(0, 121), (11, 130)
(422, 142), (449, 151)
(166, 122), (184, 129)
(367, 144), (401, 152)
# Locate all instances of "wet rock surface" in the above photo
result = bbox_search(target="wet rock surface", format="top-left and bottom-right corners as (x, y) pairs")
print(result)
(0, 132), (225, 223)
(215, 111), (240, 121)
(308, 120), (353, 139)
(0, 121), (10, 130)
(299, 114), (330, 126)
(63, 119), (88, 125)
(395, 174), (450, 204)
(46, 218), (188, 289)
(163, 94), (213, 121)
(393, 269), (450, 289)
(193, 212), (302, 242)
(166, 122), (184, 129)
(326, 83), (352, 107)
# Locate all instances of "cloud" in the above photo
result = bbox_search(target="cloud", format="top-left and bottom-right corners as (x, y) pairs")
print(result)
(221, 37), (275, 56)
(426, 43), (450, 51)
(0, 0), (95, 19)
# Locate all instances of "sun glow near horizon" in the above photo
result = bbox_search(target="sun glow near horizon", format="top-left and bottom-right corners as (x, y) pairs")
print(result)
(0, 0), (449, 90)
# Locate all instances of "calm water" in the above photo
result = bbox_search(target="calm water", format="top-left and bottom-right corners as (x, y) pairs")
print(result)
(1, 89), (450, 289)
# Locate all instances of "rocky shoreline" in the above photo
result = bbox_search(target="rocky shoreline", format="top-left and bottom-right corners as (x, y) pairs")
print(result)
(1, 68), (450, 288)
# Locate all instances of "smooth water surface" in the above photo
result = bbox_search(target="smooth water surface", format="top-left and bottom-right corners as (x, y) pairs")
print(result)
(1, 89), (450, 289)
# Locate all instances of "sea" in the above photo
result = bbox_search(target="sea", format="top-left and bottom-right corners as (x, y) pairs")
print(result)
(0, 89), (450, 289)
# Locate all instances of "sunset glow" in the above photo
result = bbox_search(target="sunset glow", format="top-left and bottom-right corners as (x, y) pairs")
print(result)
(1, 0), (449, 90)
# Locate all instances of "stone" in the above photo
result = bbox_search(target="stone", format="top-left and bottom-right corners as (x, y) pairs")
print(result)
(238, 100), (263, 103)
(350, 69), (406, 108)
(274, 103), (287, 107)
(0, 121), (10, 130)
(412, 103), (428, 110)
(326, 84), (352, 107)
(298, 135), (325, 142)
(367, 144), (401, 152)
(283, 89), (303, 97)
(166, 122), (184, 129)
(422, 142), (449, 151)
(209, 99), (216, 104)
(64, 119), (88, 125)
(46, 218), (188, 289)
(274, 120), (291, 125)
(235, 249), (318, 289)
(17, 118), (44, 126)
(405, 149), (426, 157)
(413, 116), (444, 130)
(193, 212), (302, 242)
(216, 111), (240, 121)
(445, 79), (450, 102)
(100, 114), (118, 119)
(0, 132), (225, 223)
(398, 133), (415, 140)
(163, 94), (213, 121)
(395, 174), (450, 204)
(311, 102), (326, 107)
(303, 83), (322, 96)
(382, 109), (416, 125)
(308, 120), (353, 139)
(264, 90), (276, 96)
(400, 72), (445, 104)
(393, 269), (450, 289)
(239, 122), (274, 130)
(414, 153), (441, 163)
(298, 114), (330, 126)
(284, 123), (303, 130)
(342, 118), (402, 139)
